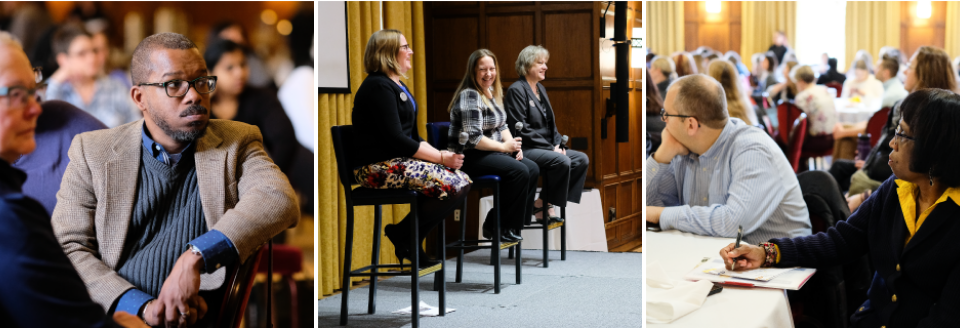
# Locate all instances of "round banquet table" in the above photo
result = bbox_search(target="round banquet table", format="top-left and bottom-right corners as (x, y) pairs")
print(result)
(834, 97), (883, 124)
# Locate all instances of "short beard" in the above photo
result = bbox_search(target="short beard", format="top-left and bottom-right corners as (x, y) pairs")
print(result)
(150, 103), (209, 144)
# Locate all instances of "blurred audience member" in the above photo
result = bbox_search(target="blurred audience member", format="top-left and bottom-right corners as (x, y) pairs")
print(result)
(767, 59), (797, 104)
(46, 25), (138, 127)
(205, 39), (314, 213)
(752, 52), (778, 102)
(207, 21), (274, 89)
(646, 71), (665, 154)
(278, 8), (315, 152)
(816, 57), (846, 86)
(707, 60), (756, 125)
(878, 58), (908, 108)
(674, 52), (697, 77)
(768, 30), (790, 64)
(841, 59), (884, 99)
(13, 100), (106, 216)
(649, 55), (676, 98)
(791, 64), (837, 151)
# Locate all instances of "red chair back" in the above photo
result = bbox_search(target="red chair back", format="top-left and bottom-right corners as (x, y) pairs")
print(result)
(825, 81), (843, 98)
(866, 107), (891, 147)
(776, 102), (802, 145)
(788, 114), (808, 173)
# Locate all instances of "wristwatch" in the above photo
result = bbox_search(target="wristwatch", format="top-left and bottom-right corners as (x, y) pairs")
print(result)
(187, 244), (202, 257)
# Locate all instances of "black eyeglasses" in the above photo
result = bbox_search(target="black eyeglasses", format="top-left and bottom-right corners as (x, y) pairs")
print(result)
(894, 124), (915, 144)
(660, 108), (700, 127)
(138, 76), (217, 97)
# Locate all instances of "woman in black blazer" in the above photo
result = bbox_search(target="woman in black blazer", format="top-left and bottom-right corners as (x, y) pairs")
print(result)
(350, 29), (471, 268)
(448, 49), (539, 242)
(721, 89), (960, 327)
(205, 39), (314, 213)
(504, 45), (589, 223)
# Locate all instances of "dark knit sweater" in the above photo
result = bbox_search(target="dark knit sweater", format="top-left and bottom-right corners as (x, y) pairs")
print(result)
(772, 175), (960, 327)
(116, 146), (207, 297)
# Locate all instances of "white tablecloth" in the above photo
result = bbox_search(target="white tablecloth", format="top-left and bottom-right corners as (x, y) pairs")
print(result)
(478, 189), (608, 252)
(834, 97), (883, 124)
(646, 230), (793, 327)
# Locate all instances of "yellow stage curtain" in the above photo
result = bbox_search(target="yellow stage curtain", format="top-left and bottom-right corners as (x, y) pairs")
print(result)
(648, 1), (685, 55)
(319, 1), (429, 298)
(740, 1), (795, 64)
(844, 1), (899, 72)
(946, 2), (960, 60)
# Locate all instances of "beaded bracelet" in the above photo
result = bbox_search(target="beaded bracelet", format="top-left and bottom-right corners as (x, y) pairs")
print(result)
(760, 242), (778, 268)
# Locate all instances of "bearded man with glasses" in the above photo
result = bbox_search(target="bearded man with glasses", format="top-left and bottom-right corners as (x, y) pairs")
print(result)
(51, 33), (299, 327)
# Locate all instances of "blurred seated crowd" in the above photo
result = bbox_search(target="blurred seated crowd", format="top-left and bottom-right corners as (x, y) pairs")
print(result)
(0, 2), (313, 327)
(646, 30), (960, 327)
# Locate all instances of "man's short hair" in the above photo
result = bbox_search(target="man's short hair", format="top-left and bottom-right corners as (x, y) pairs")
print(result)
(52, 25), (91, 56)
(130, 33), (199, 85)
(515, 45), (550, 78)
(671, 74), (728, 129)
(879, 58), (899, 77)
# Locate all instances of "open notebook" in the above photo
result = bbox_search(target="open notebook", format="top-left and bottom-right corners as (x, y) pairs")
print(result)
(684, 258), (816, 290)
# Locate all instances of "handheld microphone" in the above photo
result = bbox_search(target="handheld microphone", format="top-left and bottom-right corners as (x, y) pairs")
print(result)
(457, 131), (469, 154)
(514, 122), (523, 135)
(561, 135), (569, 150)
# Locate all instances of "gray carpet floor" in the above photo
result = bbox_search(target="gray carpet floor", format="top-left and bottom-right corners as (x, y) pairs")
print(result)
(318, 249), (642, 328)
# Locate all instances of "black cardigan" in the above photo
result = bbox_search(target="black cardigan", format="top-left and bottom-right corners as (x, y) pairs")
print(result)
(772, 176), (960, 327)
(350, 72), (422, 168)
(504, 79), (561, 150)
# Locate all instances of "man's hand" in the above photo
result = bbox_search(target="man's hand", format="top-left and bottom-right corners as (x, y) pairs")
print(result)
(646, 206), (664, 224)
(113, 312), (150, 328)
(554, 144), (566, 155)
(152, 250), (205, 327)
(516, 149), (523, 161)
(652, 130), (689, 164)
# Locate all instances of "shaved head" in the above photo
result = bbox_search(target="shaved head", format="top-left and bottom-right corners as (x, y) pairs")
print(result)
(130, 32), (199, 84)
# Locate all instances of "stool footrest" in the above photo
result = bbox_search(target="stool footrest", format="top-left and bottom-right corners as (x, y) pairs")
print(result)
(349, 263), (443, 277)
(521, 221), (564, 231)
(446, 240), (520, 250)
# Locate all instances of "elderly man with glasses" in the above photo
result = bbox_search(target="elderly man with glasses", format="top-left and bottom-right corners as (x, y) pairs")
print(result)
(51, 33), (299, 327)
(645, 74), (811, 244)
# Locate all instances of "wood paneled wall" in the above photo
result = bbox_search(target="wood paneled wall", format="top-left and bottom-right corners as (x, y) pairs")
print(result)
(900, 1), (947, 58)
(599, 1), (644, 251)
(424, 2), (642, 251)
(684, 1), (741, 54)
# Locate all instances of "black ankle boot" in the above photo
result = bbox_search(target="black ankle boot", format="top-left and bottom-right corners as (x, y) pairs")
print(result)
(384, 224), (411, 263)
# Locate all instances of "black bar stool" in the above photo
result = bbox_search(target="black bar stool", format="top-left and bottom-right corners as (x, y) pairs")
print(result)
(331, 125), (446, 328)
(512, 163), (567, 267)
(426, 122), (521, 293)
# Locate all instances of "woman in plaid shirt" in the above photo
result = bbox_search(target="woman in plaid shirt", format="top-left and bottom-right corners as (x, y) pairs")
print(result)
(448, 49), (539, 243)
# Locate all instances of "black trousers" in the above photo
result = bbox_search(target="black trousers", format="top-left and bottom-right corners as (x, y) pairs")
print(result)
(524, 148), (589, 206)
(460, 149), (539, 231)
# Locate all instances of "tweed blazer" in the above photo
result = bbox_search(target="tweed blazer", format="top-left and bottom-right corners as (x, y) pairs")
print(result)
(504, 79), (562, 150)
(51, 119), (300, 310)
